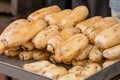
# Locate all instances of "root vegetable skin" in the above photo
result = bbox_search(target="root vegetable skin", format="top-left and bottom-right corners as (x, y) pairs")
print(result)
(32, 50), (50, 61)
(32, 25), (60, 49)
(72, 59), (93, 67)
(84, 17), (117, 43)
(19, 51), (33, 60)
(23, 60), (50, 72)
(58, 73), (78, 80)
(80, 63), (101, 78)
(76, 44), (93, 60)
(0, 41), (6, 54)
(47, 35), (64, 53)
(24, 61), (67, 80)
(55, 34), (88, 63)
(60, 27), (80, 40)
(76, 16), (102, 32)
(43, 67), (68, 80)
(95, 24), (120, 49)
(0, 19), (47, 54)
(78, 76), (87, 80)
(37, 64), (57, 75)
(28, 5), (61, 21)
(89, 46), (103, 62)
(103, 44), (120, 59)
(59, 6), (88, 29)
(44, 9), (72, 25)
(88, 17), (117, 43)
(8, 46), (21, 51)
(0, 19), (47, 47)
(68, 66), (84, 76)
(103, 59), (120, 68)
(47, 27), (80, 53)
(49, 55), (57, 63)
(4, 49), (22, 57)
(4, 46), (21, 56)
(21, 41), (35, 51)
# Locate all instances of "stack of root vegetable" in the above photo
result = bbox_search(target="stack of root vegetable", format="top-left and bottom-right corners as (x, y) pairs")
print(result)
(0, 5), (120, 80)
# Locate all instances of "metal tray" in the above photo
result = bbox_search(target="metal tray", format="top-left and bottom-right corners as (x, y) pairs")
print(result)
(0, 54), (120, 80)
(0, 55), (51, 80)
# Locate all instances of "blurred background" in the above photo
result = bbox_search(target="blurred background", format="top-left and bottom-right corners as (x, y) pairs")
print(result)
(0, 0), (72, 27)
(0, 0), (111, 26)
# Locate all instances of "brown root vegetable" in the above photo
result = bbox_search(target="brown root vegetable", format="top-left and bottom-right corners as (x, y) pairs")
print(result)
(95, 23), (120, 49)
(4, 46), (22, 56)
(59, 6), (88, 29)
(37, 64), (57, 75)
(0, 41), (6, 54)
(23, 61), (69, 80)
(50, 55), (60, 63)
(19, 51), (33, 60)
(23, 60), (50, 72)
(44, 9), (72, 25)
(0, 19), (47, 54)
(55, 34), (88, 63)
(84, 17), (117, 43)
(68, 66), (84, 76)
(47, 27), (80, 53)
(50, 54), (71, 64)
(49, 55), (58, 64)
(58, 73), (78, 80)
(8, 46), (21, 51)
(47, 35), (64, 53)
(78, 76), (87, 80)
(60, 27), (80, 40)
(80, 63), (101, 78)
(32, 50), (50, 61)
(4, 49), (22, 57)
(28, 5), (61, 21)
(89, 46), (103, 62)
(76, 16), (102, 32)
(49, 54), (71, 64)
(103, 44), (120, 59)
(43, 67), (68, 80)
(89, 17), (117, 43)
(32, 25), (60, 49)
(72, 59), (93, 67)
(64, 60), (73, 65)
(75, 44), (93, 60)
(21, 41), (35, 51)
(103, 59), (120, 68)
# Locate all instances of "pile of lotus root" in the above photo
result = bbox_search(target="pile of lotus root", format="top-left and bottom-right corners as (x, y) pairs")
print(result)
(0, 5), (120, 80)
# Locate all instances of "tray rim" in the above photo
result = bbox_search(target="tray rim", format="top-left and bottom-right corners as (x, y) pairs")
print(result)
(0, 55), (120, 80)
